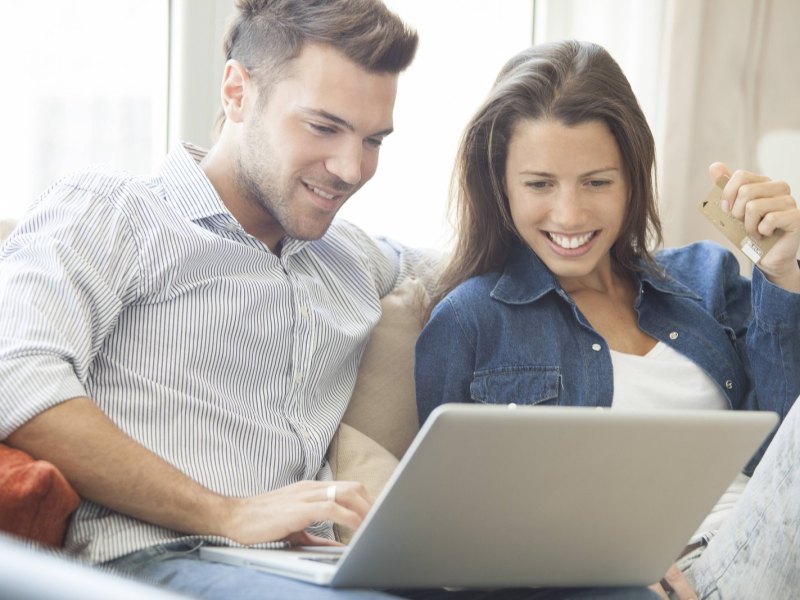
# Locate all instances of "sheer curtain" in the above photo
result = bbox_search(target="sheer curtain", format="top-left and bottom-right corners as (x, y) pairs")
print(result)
(656, 0), (800, 264)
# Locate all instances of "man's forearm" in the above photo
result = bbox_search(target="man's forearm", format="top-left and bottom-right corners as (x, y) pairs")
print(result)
(6, 396), (230, 537)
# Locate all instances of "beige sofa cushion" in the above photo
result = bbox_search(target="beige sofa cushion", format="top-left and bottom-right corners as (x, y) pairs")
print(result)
(326, 424), (399, 543)
(328, 276), (429, 542)
(339, 276), (429, 459)
(0, 220), (16, 244)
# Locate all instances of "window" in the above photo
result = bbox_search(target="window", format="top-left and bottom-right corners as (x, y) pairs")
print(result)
(0, 1), (168, 220)
(338, 0), (536, 250)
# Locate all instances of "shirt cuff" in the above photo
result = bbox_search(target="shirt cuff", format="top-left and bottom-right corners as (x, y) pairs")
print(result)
(0, 354), (87, 439)
(751, 266), (800, 332)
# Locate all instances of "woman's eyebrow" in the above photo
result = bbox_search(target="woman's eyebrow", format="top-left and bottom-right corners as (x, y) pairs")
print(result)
(518, 167), (620, 177)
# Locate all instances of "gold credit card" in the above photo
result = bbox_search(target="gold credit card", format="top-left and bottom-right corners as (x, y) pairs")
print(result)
(699, 175), (778, 264)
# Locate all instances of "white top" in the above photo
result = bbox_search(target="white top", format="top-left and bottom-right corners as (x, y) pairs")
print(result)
(610, 341), (749, 544)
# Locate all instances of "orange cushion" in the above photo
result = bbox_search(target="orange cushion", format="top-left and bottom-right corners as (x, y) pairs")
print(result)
(0, 443), (80, 547)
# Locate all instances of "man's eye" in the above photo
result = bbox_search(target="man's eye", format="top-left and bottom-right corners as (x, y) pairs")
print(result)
(365, 137), (383, 148)
(310, 123), (336, 134)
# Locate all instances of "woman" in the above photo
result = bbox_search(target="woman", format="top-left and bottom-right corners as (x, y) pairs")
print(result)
(415, 41), (800, 598)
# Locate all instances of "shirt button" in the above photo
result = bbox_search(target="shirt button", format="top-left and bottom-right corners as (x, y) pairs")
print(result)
(725, 380), (733, 390)
(294, 372), (303, 385)
(669, 331), (679, 340)
(302, 430), (311, 440)
(591, 343), (601, 352)
(299, 306), (309, 318)
(224, 223), (238, 232)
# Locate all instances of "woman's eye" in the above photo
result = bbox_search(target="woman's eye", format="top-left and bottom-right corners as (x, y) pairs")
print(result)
(588, 179), (610, 187)
(525, 181), (549, 189)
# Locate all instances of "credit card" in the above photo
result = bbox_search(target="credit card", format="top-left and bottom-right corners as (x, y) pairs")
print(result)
(699, 175), (778, 264)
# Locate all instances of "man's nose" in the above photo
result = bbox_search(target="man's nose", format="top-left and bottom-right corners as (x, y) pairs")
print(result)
(325, 140), (363, 186)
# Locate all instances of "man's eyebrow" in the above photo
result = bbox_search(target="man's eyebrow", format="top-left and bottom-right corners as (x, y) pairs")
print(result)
(300, 107), (394, 137)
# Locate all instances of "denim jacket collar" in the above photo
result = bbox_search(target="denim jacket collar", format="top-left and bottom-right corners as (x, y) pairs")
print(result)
(490, 243), (703, 305)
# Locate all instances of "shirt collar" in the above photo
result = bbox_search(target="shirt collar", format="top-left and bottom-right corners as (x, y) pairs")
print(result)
(491, 242), (702, 304)
(491, 244), (560, 304)
(637, 262), (702, 300)
(158, 142), (312, 256)
(159, 142), (232, 223)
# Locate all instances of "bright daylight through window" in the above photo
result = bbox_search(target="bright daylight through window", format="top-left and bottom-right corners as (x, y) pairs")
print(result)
(0, 0), (168, 221)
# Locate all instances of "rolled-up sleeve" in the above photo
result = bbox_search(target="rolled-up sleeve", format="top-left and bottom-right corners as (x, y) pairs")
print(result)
(0, 179), (140, 439)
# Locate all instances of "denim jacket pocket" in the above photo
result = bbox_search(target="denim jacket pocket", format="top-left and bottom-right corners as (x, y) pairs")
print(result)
(470, 365), (561, 406)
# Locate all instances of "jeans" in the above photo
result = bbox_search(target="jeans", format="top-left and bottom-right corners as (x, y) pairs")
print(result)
(684, 397), (800, 599)
(106, 541), (656, 600)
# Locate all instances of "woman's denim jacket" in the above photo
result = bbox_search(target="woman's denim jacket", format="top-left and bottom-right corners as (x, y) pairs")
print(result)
(415, 242), (800, 473)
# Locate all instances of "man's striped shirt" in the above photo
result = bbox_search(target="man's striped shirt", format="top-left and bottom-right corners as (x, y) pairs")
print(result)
(0, 143), (429, 564)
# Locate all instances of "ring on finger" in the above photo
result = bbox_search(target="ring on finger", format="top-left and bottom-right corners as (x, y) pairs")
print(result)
(326, 484), (337, 502)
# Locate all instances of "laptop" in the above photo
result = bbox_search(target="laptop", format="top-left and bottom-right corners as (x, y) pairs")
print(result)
(200, 403), (777, 589)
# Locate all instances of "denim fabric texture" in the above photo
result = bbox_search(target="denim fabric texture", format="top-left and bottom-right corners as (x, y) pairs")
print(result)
(415, 241), (800, 474)
(107, 541), (398, 599)
(107, 541), (659, 600)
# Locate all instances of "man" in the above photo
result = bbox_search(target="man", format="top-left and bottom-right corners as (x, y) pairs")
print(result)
(0, 1), (656, 598)
(1, 0), (421, 595)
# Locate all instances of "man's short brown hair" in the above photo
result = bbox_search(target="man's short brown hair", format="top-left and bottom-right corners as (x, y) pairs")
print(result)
(214, 0), (418, 134)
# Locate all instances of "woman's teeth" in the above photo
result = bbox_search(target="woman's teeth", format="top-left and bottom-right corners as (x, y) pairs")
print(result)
(547, 232), (595, 249)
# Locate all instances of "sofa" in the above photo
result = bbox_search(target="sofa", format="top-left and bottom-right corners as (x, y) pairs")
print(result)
(0, 218), (428, 549)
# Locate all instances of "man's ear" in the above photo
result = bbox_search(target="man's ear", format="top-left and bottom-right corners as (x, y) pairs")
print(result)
(221, 59), (252, 123)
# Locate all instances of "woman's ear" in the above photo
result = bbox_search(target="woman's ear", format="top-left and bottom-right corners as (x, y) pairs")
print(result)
(220, 59), (252, 124)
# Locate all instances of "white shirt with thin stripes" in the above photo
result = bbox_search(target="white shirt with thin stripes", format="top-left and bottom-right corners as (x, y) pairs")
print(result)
(0, 143), (433, 564)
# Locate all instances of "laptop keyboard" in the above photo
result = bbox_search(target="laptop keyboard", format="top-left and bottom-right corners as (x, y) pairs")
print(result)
(299, 556), (340, 565)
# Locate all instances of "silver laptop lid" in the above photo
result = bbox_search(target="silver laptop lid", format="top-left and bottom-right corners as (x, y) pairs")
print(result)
(332, 404), (776, 588)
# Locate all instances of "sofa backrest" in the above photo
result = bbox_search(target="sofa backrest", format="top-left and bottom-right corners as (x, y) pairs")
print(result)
(326, 276), (429, 542)
(0, 220), (16, 244)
